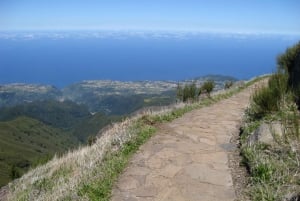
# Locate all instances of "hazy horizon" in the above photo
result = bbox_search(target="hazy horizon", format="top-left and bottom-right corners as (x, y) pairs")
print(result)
(1, 30), (299, 87)
(1, 1), (299, 87)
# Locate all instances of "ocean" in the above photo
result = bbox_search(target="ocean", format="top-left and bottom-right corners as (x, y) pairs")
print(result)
(0, 31), (299, 87)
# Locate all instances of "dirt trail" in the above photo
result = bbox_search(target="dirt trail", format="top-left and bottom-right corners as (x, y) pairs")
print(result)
(112, 82), (262, 201)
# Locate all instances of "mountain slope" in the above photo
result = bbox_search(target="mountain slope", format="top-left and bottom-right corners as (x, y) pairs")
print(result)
(0, 116), (79, 187)
(0, 100), (91, 129)
(0, 74), (237, 114)
(72, 112), (122, 142)
(62, 80), (177, 114)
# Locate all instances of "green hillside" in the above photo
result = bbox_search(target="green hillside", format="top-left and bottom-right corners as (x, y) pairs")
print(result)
(98, 93), (175, 115)
(0, 100), (124, 141)
(0, 101), (123, 187)
(0, 116), (79, 187)
(72, 112), (122, 142)
(0, 100), (91, 129)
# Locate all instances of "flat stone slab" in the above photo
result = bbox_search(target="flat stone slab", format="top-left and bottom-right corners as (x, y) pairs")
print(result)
(112, 85), (257, 201)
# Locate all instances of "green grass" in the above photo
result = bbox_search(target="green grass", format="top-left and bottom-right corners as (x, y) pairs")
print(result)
(248, 73), (288, 120)
(72, 112), (123, 142)
(0, 104), (123, 188)
(240, 140), (300, 201)
(0, 116), (79, 187)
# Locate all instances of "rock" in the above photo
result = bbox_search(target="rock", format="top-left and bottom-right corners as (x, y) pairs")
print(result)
(0, 185), (8, 201)
(247, 122), (284, 146)
(283, 193), (300, 201)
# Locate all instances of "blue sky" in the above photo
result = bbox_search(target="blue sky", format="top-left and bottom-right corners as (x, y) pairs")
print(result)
(0, 0), (299, 34)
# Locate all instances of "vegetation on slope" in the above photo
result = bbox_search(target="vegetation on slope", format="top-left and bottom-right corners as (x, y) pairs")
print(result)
(72, 113), (122, 142)
(5, 77), (260, 201)
(0, 75), (236, 190)
(0, 100), (124, 142)
(97, 93), (175, 115)
(176, 80), (216, 102)
(0, 89), (175, 189)
(240, 41), (300, 201)
(0, 116), (79, 187)
(0, 100), (124, 187)
(278, 42), (300, 107)
(0, 100), (91, 129)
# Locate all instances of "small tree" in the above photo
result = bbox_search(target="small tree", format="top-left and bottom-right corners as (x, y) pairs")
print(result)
(176, 83), (183, 101)
(224, 81), (233, 89)
(176, 82), (198, 102)
(10, 164), (21, 179)
(87, 135), (97, 146)
(188, 82), (197, 100)
(277, 42), (300, 108)
(198, 88), (202, 97)
(183, 85), (192, 102)
(277, 42), (300, 76)
(201, 80), (215, 97)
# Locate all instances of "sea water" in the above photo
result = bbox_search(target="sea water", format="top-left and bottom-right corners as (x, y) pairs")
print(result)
(0, 31), (299, 87)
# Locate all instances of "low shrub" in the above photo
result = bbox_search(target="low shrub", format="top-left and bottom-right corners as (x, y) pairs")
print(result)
(224, 81), (234, 89)
(249, 73), (288, 119)
(277, 41), (300, 108)
(176, 82), (198, 102)
(87, 135), (97, 146)
(200, 80), (215, 97)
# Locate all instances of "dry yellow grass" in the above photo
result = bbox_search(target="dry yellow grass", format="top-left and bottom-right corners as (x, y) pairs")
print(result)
(6, 102), (187, 201)
(5, 77), (260, 201)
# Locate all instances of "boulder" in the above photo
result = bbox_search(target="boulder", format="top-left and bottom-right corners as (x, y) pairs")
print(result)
(283, 192), (300, 201)
(247, 122), (284, 146)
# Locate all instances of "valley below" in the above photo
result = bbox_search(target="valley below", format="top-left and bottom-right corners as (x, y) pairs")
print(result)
(0, 75), (237, 187)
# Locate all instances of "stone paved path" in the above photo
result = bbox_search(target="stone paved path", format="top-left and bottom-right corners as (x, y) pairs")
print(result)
(112, 83), (260, 201)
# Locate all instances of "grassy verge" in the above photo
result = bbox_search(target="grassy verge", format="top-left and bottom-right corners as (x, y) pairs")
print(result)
(6, 76), (264, 201)
(78, 123), (155, 201)
(240, 114), (300, 200)
(240, 76), (300, 200)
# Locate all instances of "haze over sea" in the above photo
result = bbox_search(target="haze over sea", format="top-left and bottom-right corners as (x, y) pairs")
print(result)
(0, 30), (299, 87)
